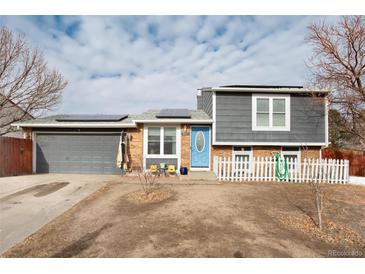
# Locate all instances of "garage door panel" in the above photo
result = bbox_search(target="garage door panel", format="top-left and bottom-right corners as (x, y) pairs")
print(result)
(36, 133), (122, 174)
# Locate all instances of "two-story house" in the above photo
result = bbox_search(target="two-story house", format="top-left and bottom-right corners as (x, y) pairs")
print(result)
(13, 85), (328, 175)
(198, 85), (328, 169)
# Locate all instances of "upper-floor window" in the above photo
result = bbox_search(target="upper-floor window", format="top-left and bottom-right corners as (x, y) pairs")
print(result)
(252, 94), (290, 131)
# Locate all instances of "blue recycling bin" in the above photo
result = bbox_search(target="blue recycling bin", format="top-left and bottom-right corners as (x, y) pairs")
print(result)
(180, 167), (188, 175)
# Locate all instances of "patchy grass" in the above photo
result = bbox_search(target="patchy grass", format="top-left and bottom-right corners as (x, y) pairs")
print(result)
(2, 180), (365, 258)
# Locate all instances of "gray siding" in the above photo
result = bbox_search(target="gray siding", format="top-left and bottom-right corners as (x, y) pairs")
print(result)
(197, 91), (212, 117)
(215, 92), (326, 143)
(197, 95), (202, 110)
(146, 158), (178, 169)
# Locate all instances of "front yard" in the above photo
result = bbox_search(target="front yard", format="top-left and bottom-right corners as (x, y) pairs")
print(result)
(2, 178), (365, 258)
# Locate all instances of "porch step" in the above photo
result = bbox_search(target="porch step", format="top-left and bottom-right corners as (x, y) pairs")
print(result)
(179, 171), (217, 181)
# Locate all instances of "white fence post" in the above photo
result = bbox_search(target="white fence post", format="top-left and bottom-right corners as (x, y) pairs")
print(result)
(217, 156), (221, 181)
(213, 155), (350, 184)
(213, 156), (218, 176)
(339, 160), (344, 184)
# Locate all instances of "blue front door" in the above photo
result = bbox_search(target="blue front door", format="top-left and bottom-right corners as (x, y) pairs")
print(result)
(191, 127), (210, 168)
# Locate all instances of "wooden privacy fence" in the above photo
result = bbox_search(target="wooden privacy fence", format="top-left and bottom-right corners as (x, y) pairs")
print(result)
(322, 148), (365, 176)
(0, 137), (32, 177)
(213, 156), (350, 184)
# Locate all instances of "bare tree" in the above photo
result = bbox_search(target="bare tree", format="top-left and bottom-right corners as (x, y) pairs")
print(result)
(136, 166), (160, 195)
(301, 145), (325, 230)
(328, 109), (352, 147)
(0, 27), (67, 135)
(310, 178), (324, 230)
(307, 16), (365, 148)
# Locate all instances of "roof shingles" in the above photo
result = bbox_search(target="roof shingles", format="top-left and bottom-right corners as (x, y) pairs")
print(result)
(13, 109), (211, 127)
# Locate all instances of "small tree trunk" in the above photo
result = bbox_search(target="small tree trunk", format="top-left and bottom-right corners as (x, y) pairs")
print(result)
(316, 189), (323, 230)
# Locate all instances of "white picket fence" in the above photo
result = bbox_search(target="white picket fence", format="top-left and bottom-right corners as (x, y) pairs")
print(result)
(213, 156), (349, 184)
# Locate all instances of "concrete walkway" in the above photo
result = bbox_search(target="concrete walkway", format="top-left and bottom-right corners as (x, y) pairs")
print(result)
(179, 171), (217, 181)
(0, 174), (119, 254)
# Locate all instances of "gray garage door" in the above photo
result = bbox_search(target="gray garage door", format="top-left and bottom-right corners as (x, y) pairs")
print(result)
(36, 133), (122, 174)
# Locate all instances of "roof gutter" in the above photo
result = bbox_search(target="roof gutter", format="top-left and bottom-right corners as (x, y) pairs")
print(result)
(11, 122), (138, 128)
(133, 119), (213, 124)
(12, 119), (214, 128)
(200, 87), (330, 94)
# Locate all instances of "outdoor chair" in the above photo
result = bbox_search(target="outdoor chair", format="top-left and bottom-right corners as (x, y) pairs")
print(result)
(150, 164), (158, 174)
(167, 165), (176, 175)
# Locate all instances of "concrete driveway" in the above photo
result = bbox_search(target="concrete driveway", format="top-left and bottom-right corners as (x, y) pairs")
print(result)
(0, 174), (119, 254)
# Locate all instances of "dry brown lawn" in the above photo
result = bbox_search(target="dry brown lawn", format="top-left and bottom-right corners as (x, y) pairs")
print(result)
(2, 178), (365, 258)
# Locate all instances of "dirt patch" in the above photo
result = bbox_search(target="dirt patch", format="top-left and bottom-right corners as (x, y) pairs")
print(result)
(2, 181), (365, 258)
(279, 214), (365, 248)
(0, 182), (69, 202)
(126, 190), (174, 204)
(51, 223), (113, 258)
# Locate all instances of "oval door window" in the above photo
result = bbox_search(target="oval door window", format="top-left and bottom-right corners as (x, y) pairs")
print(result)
(195, 131), (205, 152)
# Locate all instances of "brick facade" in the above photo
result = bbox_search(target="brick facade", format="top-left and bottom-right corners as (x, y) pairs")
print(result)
(301, 146), (321, 161)
(253, 146), (281, 158)
(253, 146), (321, 160)
(127, 124), (144, 171)
(180, 124), (191, 169)
(210, 145), (232, 169)
(211, 145), (322, 171)
(127, 124), (193, 172)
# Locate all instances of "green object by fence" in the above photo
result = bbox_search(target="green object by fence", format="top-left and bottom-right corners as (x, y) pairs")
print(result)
(273, 153), (288, 180)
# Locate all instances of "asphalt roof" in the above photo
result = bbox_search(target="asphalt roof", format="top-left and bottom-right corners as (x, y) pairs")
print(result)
(200, 85), (329, 94)
(13, 109), (212, 127)
(14, 114), (136, 126)
(220, 84), (304, 89)
(134, 109), (210, 121)
(55, 114), (128, 122)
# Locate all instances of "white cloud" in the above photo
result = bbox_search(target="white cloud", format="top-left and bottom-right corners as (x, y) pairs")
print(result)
(0, 15), (339, 115)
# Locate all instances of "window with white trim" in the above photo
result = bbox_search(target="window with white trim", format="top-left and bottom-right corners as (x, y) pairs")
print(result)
(232, 146), (252, 162)
(147, 127), (160, 155)
(147, 127), (177, 155)
(232, 146), (253, 172)
(282, 146), (301, 170)
(252, 94), (290, 131)
(164, 127), (176, 155)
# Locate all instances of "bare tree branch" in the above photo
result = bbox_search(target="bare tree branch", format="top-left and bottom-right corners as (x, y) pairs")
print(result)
(0, 27), (68, 136)
(306, 16), (365, 149)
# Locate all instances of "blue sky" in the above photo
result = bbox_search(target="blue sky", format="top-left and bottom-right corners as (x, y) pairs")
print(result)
(0, 16), (338, 115)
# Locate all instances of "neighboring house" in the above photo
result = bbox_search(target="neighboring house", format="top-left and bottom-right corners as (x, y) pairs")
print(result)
(13, 85), (329, 175)
(0, 94), (34, 138)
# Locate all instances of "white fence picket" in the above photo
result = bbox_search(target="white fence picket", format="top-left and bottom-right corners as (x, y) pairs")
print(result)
(214, 156), (349, 184)
(222, 157), (226, 181)
(338, 160), (343, 184)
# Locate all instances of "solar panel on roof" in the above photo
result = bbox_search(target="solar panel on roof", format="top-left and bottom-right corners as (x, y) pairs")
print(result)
(156, 109), (191, 118)
(55, 114), (128, 122)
